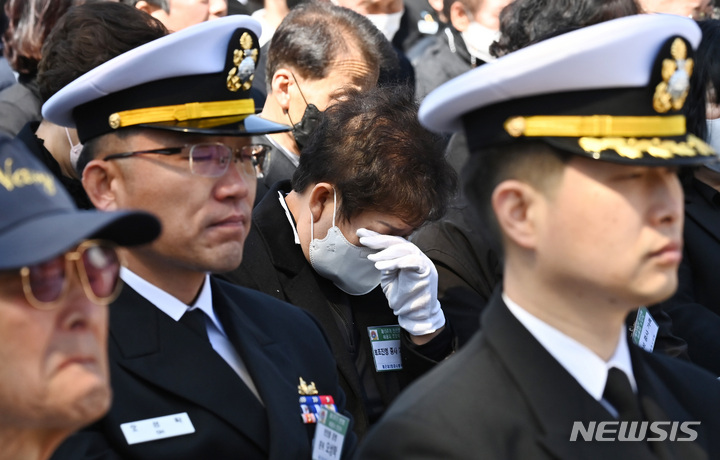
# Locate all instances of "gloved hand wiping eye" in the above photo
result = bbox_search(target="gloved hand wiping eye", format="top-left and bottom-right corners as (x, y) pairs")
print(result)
(357, 228), (445, 336)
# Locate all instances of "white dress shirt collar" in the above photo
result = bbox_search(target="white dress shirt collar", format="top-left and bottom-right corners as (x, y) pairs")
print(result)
(278, 191), (301, 244)
(120, 267), (222, 332)
(503, 292), (636, 401)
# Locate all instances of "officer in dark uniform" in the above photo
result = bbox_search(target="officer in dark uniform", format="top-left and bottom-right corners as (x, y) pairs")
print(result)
(44, 16), (355, 460)
(356, 13), (720, 459)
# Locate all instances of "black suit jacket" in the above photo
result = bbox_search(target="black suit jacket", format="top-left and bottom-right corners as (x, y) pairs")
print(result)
(409, 196), (502, 346)
(51, 278), (355, 459)
(393, 2), (432, 53)
(354, 290), (720, 459)
(220, 181), (454, 437)
(660, 177), (720, 375)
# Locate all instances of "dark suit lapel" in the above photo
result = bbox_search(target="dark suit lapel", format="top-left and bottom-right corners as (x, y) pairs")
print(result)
(211, 280), (309, 460)
(109, 285), (269, 454)
(684, 179), (720, 246)
(279, 257), (374, 426)
(631, 346), (709, 460)
(481, 292), (658, 459)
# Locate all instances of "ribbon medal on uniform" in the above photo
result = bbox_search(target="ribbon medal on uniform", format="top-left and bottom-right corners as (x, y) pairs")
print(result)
(298, 377), (337, 424)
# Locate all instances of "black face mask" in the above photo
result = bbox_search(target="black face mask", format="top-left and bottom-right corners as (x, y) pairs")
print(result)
(288, 72), (323, 151)
(291, 103), (322, 151)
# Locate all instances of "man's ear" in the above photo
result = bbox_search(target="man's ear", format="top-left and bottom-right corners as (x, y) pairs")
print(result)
(491, 180), (540, 250)
(308, 182), (335, 224)
(82, 159), (121, 212)
(450, 1), (470, 32)
(271, 68), (294, 112)
(134, 0), (161, 14)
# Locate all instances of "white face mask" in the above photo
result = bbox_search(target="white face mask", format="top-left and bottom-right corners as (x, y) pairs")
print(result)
(461, 21), (500, 63)
(65, 128), (83, 170)
(308, 189), (381, 296)
(365, 10), (404, 41)
(706, 118), (720, 172)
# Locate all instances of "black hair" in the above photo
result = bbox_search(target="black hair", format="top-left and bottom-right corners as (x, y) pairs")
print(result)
(292, 85), (457, 226)
(490, 0), (640, 57)
(463, 140), (571, 253)
(37, 2), (167, 102)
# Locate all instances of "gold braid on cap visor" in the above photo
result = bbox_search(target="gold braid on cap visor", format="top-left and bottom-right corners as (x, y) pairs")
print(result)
(502, 114), (718, 159)
(503, 115), (686, 138)
(107, 99), (255, 129)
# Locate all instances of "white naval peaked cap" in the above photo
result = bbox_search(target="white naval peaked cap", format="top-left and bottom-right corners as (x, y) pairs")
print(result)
(419, 13), (718, 166)
(42, 15), (289, 144)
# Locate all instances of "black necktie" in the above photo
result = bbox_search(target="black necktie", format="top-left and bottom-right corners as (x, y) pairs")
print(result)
(603, 367), (643, 421)
(180, 308), (209, 342)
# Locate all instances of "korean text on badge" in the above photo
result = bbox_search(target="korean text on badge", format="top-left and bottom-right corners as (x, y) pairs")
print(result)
(367, 325), (403, 372)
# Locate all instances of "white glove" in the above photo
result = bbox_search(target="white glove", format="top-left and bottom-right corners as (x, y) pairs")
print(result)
(357, 228), (445, 336)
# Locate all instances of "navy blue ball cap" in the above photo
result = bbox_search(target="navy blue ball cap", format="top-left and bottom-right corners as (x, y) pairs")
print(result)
(0, 136), (161, 270)
(42, 16), (289, 144)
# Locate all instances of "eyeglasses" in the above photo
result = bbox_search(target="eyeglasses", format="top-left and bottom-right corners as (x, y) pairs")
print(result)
(20, 240), (121, 310)
(102, 143), (270, 178)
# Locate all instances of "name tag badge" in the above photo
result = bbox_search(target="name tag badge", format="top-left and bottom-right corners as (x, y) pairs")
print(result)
(368, 325), (402, 372)
(120, 412), (195, 445)
(632, 306), (659, 352)
(311, 407), (349, 460)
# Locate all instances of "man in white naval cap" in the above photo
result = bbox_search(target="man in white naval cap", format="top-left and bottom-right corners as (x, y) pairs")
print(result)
(355, 13), (720, 459)
(44, 16), (355, 460)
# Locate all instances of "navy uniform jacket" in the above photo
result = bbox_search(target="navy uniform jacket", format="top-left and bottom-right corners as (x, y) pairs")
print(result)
(51, 278), (355, 459)
(354, 289), (720, 460)
(220, 180), (455, 438)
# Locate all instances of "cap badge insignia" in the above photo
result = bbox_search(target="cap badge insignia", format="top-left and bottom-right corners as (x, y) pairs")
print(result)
(653, 38), (694, 113)
(227, 31), (259, 92)
(298, 377), (319, 395)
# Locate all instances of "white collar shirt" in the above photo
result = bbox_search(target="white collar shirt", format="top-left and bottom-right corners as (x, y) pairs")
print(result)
(278, 191), (301, 244)
(503, 292), (635, 416)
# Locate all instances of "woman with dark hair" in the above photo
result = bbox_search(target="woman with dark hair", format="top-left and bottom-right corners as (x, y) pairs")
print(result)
(0, 0), (80, 136)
